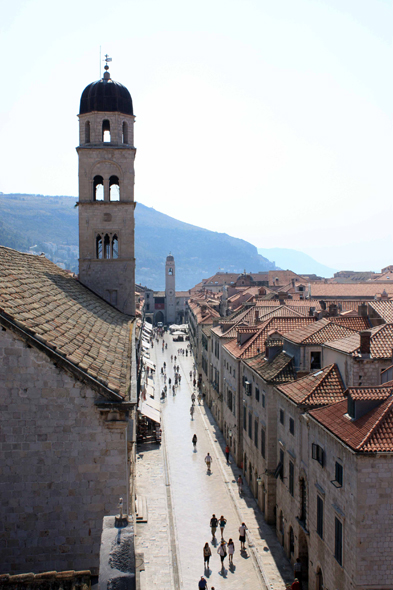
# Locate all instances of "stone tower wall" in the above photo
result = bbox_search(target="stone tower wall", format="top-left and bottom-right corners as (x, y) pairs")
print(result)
(77, 110), (136, 316)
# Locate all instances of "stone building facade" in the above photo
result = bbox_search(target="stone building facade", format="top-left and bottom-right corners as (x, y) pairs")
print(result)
(144, 255), (189, 326)
(0, 247), (136, 575)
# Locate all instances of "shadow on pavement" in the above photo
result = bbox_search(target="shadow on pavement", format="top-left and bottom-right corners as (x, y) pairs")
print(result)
(202, 402), (294, 585)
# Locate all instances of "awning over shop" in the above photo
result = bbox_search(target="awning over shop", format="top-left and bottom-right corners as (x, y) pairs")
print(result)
(144, 382), (155, 399)
(143, 323), (152, 332)
(142, 341), (150, 349)
(143, 358), (156, 370)
(140, 401), (161, 424)
(145, 397), (160, 412)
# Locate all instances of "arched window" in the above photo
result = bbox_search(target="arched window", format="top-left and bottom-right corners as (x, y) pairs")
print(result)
(104, 234), (110, 259)
(109, 176), (120, 201)
(279, 511), (284, 543)
(85, 121), (90, 143)
(168, 267), (173, 275)
(299, 477), (307, 527)
(102, 119), (111, 142)
(96, 235), (103, 259)
(93, 176), (104, 201)
(289, 527), (294, 555)
(122, 122), (128, 144)
(112, 235), (119, 259)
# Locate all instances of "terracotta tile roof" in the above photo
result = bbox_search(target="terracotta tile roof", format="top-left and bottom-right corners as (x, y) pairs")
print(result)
(224, 316), (315, 359)
(0, 247), (133, 398)
(368, 300), (393, 323)
(347, 386), (393, 402)
(188, 300), (220, 324)
(309, 390), (393, 452)
(277, 364), (346, 408)
(245, 352), (295, 383)
(329, 316), (372, 331)
(282, 318), (356, 345)
(258, 305), (306, 320)
(304, 283), (393, 299)
(325, 323), (393, 359)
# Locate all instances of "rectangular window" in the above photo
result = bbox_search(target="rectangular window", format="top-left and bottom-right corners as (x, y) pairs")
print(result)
(310, 351), (321, 370)
(248, 411), (252, 439)
(280, 409), (284, 425)
(312, 443), (325, 467)
(243, 405), (247, 431)
(334, 517), (343, 565)
(233, 369), (236, 378)
(262, 393), (265, 408)
(254, 420), (258, 448)
(255, 387), (260, 401)
(317, 495), (324, 538)
(261, 428), (266, 459)
(289, 417), (295, 435)
(289, 460), (294, 496)
(335, 462), (343, 486)
(227, 390), (233, 412)
(279, 449), (284, 481)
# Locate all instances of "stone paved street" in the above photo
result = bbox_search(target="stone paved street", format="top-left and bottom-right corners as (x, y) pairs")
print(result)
(136, 331), (293, 589)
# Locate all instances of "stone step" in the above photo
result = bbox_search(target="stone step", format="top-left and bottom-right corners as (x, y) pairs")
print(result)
(136, 495), (148, 523)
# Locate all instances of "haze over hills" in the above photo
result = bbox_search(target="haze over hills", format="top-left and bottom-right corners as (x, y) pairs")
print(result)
(0, 194), (276, 290)
(0, 193), (342, 290)
(258, 247), (337, 278)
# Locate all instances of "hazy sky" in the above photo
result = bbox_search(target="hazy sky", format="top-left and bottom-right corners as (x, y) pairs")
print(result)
(1, 0), (391, 271)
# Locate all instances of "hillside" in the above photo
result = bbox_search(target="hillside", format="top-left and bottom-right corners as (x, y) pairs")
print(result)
(0, 194), (276, 290)
(258, 247), (336, 278)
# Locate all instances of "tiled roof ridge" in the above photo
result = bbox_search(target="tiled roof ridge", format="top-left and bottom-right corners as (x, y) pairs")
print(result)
(306, 364), (337, 397)
(356, 395), (393, 450)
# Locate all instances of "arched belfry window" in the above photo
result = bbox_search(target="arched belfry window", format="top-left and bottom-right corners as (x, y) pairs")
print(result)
(102, 119), (111, 142)
(93, 176), (104, 201)
(96, 235), (103, 259)
(104, 234), (111, 259)
(122, 122), (128, 144)
(85, 121), (90, 143)
(112, 235), (119, 259)
(168, 267), (173, 275)
(109, 176), (120, 201)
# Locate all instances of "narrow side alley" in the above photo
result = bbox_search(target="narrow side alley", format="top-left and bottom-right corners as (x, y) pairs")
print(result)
(136, 331), (293, 589)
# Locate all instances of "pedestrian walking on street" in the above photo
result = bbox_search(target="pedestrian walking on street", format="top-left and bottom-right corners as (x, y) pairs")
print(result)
(198, 576), (207, 589)
(238, 522), (247, 550)
(190, 405), (195, 419)
(192, 434), (197, 448)
(203, 542), (212, 569)
(219, 515), (227, 539)
(237, 475), (243, 495)
(217, 540), (227, 570)
(291, 579), (301, 590)
(210, 514), (218, 539)
(225, 445), (230, 464)
(205, 452), (212, 472)
(293, 558), (303, 588)
(190, 371), (192, 380)
(227, 538), (235, 565)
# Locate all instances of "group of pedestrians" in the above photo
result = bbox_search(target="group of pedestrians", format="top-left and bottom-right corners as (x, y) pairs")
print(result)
(205, 514), (247, 571)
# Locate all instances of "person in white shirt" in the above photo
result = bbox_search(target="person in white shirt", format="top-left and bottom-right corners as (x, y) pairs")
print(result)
(238, 522), (247, 550)
(205, 453), (212, 471)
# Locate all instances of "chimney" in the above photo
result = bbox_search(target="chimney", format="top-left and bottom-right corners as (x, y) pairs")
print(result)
(329, 303), (338, 317)
(360, 331), (371, 357)
(358, 303), (368, 318)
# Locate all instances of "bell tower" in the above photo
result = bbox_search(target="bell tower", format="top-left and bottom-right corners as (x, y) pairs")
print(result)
(165, 255), (176, 324)
(77, 60), (136, 315)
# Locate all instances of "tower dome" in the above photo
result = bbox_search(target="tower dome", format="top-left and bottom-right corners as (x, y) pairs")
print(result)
(79, 67), (133, 116)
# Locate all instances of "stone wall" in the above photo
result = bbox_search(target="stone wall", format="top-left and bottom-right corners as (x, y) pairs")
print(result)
(0, 328), (129, 575)
(355, 454), (393, 588)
